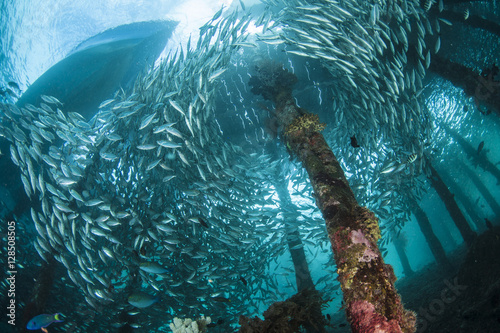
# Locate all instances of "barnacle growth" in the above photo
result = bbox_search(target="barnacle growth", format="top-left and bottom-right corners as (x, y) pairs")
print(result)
(285, 113), (326, 137)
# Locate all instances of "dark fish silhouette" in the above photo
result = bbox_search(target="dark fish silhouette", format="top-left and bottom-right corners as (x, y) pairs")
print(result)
(211, 296), (231, 303)
(207, 319), (225, 328)
(485, 218), (493, 230)
(7, 81), (20, 91)
(239, 276), (247, 286)
(198, 217), (209, 228)
(477, 141), (484, 155)
(350, 135), (360, 148)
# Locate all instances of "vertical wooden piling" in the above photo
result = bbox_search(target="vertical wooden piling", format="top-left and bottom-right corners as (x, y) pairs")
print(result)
(250, 63), (416, 333)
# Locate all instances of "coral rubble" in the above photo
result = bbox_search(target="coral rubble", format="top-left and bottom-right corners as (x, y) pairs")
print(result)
(238, 288), (328, 333)
(169, 316), (211, 333)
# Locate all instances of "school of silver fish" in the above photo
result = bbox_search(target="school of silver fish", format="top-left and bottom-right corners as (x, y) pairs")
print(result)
(0, 0), (457, 330)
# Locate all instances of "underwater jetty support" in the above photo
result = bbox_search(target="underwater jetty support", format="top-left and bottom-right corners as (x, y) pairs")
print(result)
(249, 62), (416, 333)
(440, 9), (500, 37)
(408, 197), (454, 272)
(274, 188), (327, 332)
(239, 145), (325, 333)
(273, 173), (316, 292)
(439, 165), (486, 232)
(442, 123), (500, 185)
(267, 143), (316, 291)
(461, 163), (500, 219)
(424, 156), (477, 247)
(392, 235), (414, 278)
(428, 55), (500, 116)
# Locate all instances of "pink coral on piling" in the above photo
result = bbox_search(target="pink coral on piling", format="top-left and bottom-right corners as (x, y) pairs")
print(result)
(348, 300), (403, 333)
(350, 229), (379, 262)
(350, 229), (371, 246)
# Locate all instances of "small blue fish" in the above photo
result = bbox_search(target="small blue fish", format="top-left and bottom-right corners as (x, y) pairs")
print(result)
(27, 313), (64, 331)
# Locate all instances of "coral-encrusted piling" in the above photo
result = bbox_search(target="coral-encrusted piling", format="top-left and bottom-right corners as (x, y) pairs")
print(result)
(249, 62), (416, 333)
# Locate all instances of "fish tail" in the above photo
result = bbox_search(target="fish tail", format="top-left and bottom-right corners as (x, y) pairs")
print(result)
(54, 313), (64, 322)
